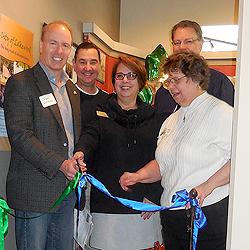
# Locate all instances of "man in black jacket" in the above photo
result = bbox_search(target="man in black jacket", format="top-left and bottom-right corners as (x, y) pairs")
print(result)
(73, 42), (108, 130)
(155, 20), (235, 118)
(72, 42), (109, 250)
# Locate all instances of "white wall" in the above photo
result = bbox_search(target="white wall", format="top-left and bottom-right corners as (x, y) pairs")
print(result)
(120, 0), (237, 55)
(227, 0), (250, 248)
(1, 0), (120, 62)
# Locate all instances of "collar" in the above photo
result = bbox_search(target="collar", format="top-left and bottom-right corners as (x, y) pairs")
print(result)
(39, 62), (69, 86)
(180, 92), (209, 116)
(75, 84), (99, 95)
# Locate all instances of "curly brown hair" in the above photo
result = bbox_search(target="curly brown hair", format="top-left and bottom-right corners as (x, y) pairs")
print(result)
(112, 56), (146, 92)
(162, 52), (210, 90)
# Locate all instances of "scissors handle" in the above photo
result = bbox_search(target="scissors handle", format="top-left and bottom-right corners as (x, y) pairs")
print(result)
(187, 188), (198, 250)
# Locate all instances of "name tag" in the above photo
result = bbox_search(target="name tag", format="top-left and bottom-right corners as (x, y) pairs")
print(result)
(96, 111), (109, 118)
(39, 93), (57, 108)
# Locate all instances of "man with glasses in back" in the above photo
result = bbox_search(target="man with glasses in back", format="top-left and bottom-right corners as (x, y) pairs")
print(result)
(155, 20), (235, 118)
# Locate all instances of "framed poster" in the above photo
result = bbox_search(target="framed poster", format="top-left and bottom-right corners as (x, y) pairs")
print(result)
(97, 49), (106, 84)
(0, 14), (33, 150)
(65, 42), (77, 83)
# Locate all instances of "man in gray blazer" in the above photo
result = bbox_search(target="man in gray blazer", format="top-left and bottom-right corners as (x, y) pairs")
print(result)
(4, 20), (85, 250)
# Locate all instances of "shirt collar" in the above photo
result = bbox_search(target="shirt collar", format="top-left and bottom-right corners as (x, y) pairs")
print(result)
(181, 91), (208, 114)
(75, 84), (99, 95)
(39, 62), (69, 86)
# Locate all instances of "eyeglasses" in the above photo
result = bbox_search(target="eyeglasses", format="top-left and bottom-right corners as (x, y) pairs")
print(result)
(114, 72), (137, 80)
(163, 75), (187, 88)
(172, 38), (199, 47)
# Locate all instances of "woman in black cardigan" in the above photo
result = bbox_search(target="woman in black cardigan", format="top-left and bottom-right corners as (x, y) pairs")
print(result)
(75, 56), (166, 250)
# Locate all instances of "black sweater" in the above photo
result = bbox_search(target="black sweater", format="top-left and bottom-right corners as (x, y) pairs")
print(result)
(78, 88), (108, 129)
(76, 94), (165, 214)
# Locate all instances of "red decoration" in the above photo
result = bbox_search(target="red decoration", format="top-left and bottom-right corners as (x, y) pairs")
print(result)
(209, 65), (236, 77)
(147, 241), (165, 250)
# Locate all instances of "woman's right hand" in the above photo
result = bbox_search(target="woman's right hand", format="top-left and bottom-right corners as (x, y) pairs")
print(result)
(119, 172), (140, 191)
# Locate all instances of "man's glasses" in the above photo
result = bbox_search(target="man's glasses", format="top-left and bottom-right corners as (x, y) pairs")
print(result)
(114, 72), (137, 80)
(163, 75), (187, 89)
(172, 38), (199, 47)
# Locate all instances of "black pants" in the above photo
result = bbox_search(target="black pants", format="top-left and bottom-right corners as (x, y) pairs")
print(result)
(160, 197), (228, 250)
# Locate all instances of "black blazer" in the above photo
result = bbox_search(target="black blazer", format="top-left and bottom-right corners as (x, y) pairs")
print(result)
(4, 63), (81, 212)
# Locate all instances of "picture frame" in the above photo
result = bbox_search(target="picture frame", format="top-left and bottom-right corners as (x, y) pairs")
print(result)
(97, 49), (106, 84)
(65, 42), (78, 83)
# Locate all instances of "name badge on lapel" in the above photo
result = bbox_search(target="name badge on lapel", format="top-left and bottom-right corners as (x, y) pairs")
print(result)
(39, 93), (57, 108)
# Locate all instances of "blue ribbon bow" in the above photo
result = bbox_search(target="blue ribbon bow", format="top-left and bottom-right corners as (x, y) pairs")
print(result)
(78, 174), (207, 250)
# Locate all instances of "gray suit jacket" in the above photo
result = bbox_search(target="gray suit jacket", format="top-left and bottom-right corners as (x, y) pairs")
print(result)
(4, 63), (81, 212)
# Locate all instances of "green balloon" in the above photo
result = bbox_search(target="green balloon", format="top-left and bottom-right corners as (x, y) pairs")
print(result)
(145, 44), (168, 81)
(138, 86), (153, 104)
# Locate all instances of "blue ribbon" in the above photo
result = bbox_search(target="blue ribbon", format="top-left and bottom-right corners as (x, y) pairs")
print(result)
(78, 174), (207, 250)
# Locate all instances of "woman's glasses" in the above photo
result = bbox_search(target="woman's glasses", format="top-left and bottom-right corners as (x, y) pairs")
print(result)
(163, 75), (187, 89)
(114, 72), (137, 80)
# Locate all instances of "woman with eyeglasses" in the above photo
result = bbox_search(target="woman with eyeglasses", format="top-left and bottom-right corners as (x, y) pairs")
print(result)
(74, 56), (165, 249)
(120, 52), (233, 250)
